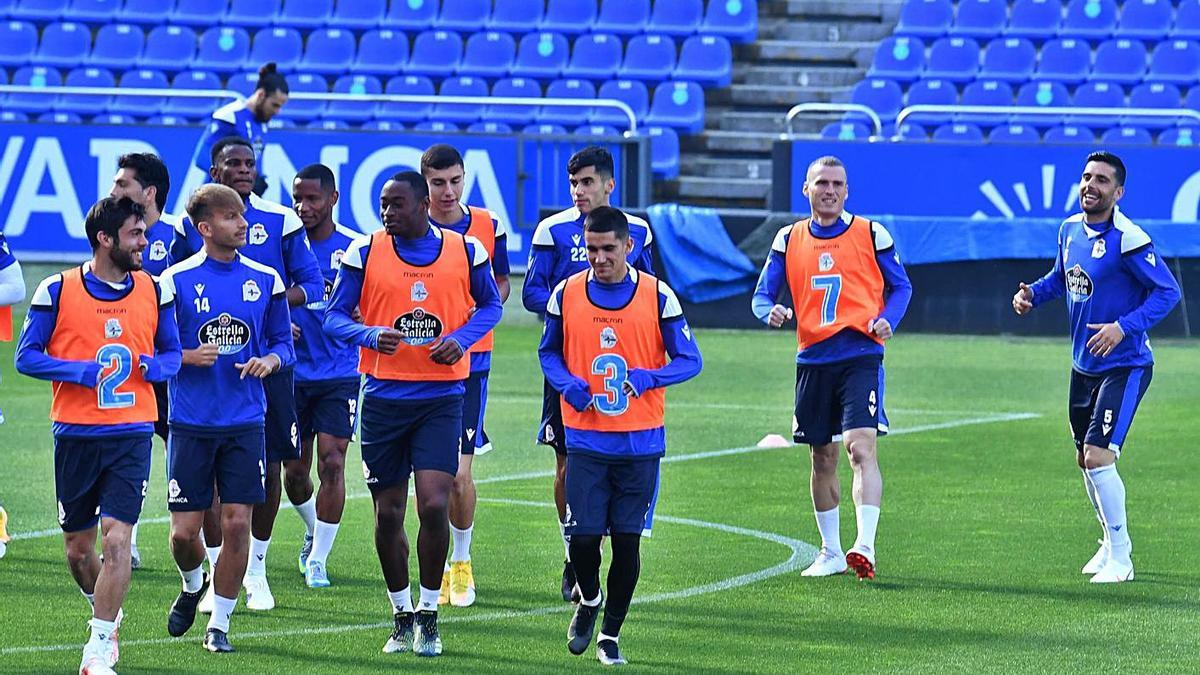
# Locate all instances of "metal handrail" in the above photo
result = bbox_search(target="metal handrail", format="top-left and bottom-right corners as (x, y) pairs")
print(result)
(897, 104), (1200, 128)
(782, 103), (883, 138)
(0, 85), (245, 101)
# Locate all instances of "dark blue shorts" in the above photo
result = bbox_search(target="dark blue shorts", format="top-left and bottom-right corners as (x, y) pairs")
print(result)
(54, 435), (152, 532)
(538, 378), (566, 455)
(460, 370), (491, 456)
(793, 355), (889, 446)
(166, 430), (266, 511)
(296, 378), (360, 441)
(1069, 366), (1152, 456)
(359, 395), (462, 492)
(264, 367), (300, 463)
(564, 452), (661, 537)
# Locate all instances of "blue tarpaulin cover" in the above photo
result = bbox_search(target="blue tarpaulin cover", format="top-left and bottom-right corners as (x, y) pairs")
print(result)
(646, 203), (758, 303)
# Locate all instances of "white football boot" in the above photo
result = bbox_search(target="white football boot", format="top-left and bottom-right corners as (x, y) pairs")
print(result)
(800, 547), (848, 577)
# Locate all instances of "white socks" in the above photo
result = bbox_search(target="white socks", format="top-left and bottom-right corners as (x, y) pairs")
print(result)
(206, 545), (222, 570)
(417, 585), (440, 612)
(1087, 465), (1130, 558)
(560, 520), (571, 562)
(207, 594), (236, 633)
(81, 589), (95, 607)
(450, 524), (473, 563)
(130, 522), (139, 549)
(180, 564), (205, 593)
(293, 495), (317, 537)
(854, 505), (880, 552)
(87, 617), (116, 650)
(814, 507), (843, 554)
(1081, 469), (1107, 543)
(309, 520), (339, 567)
(388, 587), (413, 614)
(248, 536), (270, 576)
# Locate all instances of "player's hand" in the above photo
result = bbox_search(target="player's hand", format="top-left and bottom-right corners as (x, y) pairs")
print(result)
(767, 304), (793, 328)
(235, 354), (281, 379)
(429, 337), (464, 365)
(184, 343), (220, 367)
(291, 322), (301, 340)
(375, 328), (404, 355)
(351, 307), (364, 324)
(1013, 282), (1034, 315)
(868, 317), (893, 341)
(1086, 322), (1125, 358)
(563, 384), (594, 412)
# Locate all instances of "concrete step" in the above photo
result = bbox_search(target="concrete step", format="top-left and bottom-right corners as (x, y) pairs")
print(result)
(725, 83), (853, 107)
(674, 176), (771, 201)
(693, 130), (780, 154)
(761, 0), (903, 20)
(757, 18), (893, 42)
(735, 64), (864, 88)
(706, 109), (785, 133)
(748, 40), (877, 68)
(680, 156), (774, 180)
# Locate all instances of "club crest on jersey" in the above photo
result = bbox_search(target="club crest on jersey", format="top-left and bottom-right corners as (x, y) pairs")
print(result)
(199, 312), (252, 355)
(331, 249), (345, 269)
(1065, 263), (1094, 299)
(394, 307), (443, 346)
(600, 326), (618, 349)
(411, 281), (429, 302)
(104, 318), (123, 339)
(818, 252), (834, 272)
(248, 223), (268, 246)
(1092, 239), (1106, 259)
(148, 240), (168, 261)
(242, 279), (261, 302)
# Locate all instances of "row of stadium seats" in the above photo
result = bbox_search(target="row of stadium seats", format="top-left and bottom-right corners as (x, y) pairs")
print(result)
(824, 119), (1198, 146)
(0, 22), (733, 87)
(0, 0), (757, 42)
(871, 36), (1200, 85)
(897, 0), (1200, 42)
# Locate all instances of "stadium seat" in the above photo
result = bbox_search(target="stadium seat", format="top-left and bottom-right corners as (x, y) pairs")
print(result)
(867, 36), (926, 83)
(36, 22), (90, 70)
(406, 30), (463, 79)
(118, 0), (171, 25)
(951, 0), (1008, 40)
(378, 74), (434, 124)
(959, 78), (1015, 126)
(1069, 81), (1124, 129)
(489, 0), (543, 32)
(1100, 126), (1153, 145)
(140, 26), (198, 71)
(488, 77), (542, 125)
(894, 0), (953, 38)
(1174, 0), (1200, 40)
(1158, 127), (1197, 147)
(249, 27), (303, 72)
(0, 21), (36, 67)
(467, 121), (513, 133)
(540, 0), (597, 35)
(146, 114), (193, 125)
(1127, 81), (1183, 128)
(592, 78), (649, 128)
(1186, 85), (1200, 112)
(0, 111), (30, 122)
(326, 73), (381, 122)
(988, 122), (1041, 143)
(58, 66), (115, 115)
(194, 27), (252, 73)
(414, 120), (459, 132)
(905, 78), (958, 125)
(328, 0), (385, 30)
(6, 65), (62, 113)
(300, 28), (356, 75)
(618, 34), (677, 81)
(576, 124), (621, 136)
(363, 119), (403, 131)
(645, 125), (680, 178)
(932, 122), (985, 141)
(980, 37), (1037, 83)
(164, 70), (223, 117)
(225, 0), (281, 28)
(276, 0), (331, 29)
(354, 29), (408, 76)
(645, 80), (705, 133)
(511, 32), (569, 80)
(1005, 0), (1062, 40)
(701, 0), (757, 43)
(594, 0), (651, 36)
(1013, 80), (1071, 127)
(820, 121), (872, 140)
(436, 0), (489, 32)
(1034, 38), (1090, 84)
(649, 0), (703, 37)
(228, 71), (260, 98)
(568, 33), (623, 81)
(67, 0), (121, 21)
(308, 118), (348, 130)
(110, 68), (169, 116)
(459, 31), (517, 79)
(1147, 40), (1200, 85)
(1117, 0), (1173, 41)
(848, 78), (904, 123)
(171, 0), (228, 27)
(267, 117), (294, 128)
(1060, 0), (1117, 40)
(436, 75), (489, 125)
(39, 112), (83, 124)
(10, 0), (67, 21)
(277, 72), (328, 121)
(522, 123), (568, 135)
(895, 121), (929, 141)
(924, 37), (981, 83)
(674, 35), (732, 88)
(90, 24), (145, 71)
(385, 0), (439, 31)
(1043, 124), (1096, 144)
(1091, 39), (1148, 85)
(540, 77), (597, 127)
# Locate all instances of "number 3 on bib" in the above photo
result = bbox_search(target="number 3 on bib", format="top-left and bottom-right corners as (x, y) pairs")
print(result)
(591, 353), (629, 416)
(811, 274), (842, 327)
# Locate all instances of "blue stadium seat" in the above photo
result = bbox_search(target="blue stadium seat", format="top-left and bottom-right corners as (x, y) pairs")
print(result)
(1013, 80), (1071, 127)
(328, 0), (385, 30)
(460, 31), (517, 78)
(1127, 81), (1183, 128)
(1091, 39), (1148, 85)
(225, 0), (281, 29)
(1005, 0), (1062, 40)
(1100, 126), (1153, 145)
(385, 0), (439, 31)
(1186, 85), (1200, 112)
(980, 37), (1037, 83)
(277, 0), (331, 29)
(171, 0), (228, 27)
(363, 119), (402, 131)
(1147, 39), (1200, 85)
(618, 34), (676, 81)
(896, 121), (929, 141)
(576, 124), (621, 136)
(414, 121), (459, 132)
(0, 21), (36, 67)
(848, 78), (904, 123)
(164, 70), (223, 117)
(1117, 0), (1173, 41)
(568, 33), (623, 81)
(1034, 38), (1090, 84)
(250, 27), (303, 72)
(300, 28), (355, 75)
(540, 0), (597, 35)
(278, 72), (328, 121)
(39, 112), (84, 124)
(540, 78), (597, 126)
(355, 30), (408, 76)
(110, 68), (169, 116)
(7, 65), (61, 112)
(140, 26), (198, 71)
(146, 114), (194, 126)
(224, 70), (256, 96)
(592, 78), (649, 127)
(267, 117), (294, 128)
(436, 0), (489, 32)
(867, 36), (926, 83)
(489, 77), (542, 125)
(58, 66), (115, 115)
(958, 78), (1013, 125)
(511, 32), (569, 80)
(379, 74), (434, 123)
(645, 80), (705, 133)
(905, 78), (958, 125)
(91, 24), (145, 71)
(0, 111), (31, 122)
(36, 22), (90, 69)
(1060, 0), (1117, 40)
(649, 0), (703, 37)
(521, 123), (567, 135)
(595, 0), (650, 36)
(1043, 124), (1096, 144)
(327, 73), (381, 122)
(1174, 0), (1200, 40)
(932, 122), (985, 141)
(988, 122), (1041, 143)
(437, 75), (489, 125)
(68, 0), (121, 21)
(1158, 127), (1197, 147)
(467, 121), (513, 133)
(490, 0), (543, 32)
(1070, 81), (1124, 129)
(10, 0), (67, 21)
(674, 35), (732, 88)
(821, 121), (872, 140)
(308, 119), (348, 130)
(895, 0), (953, 38)
(924, 37), (981, 83)
(194, 27), (251, 73)
(118, 0), (170, 24)
(645, 125), (679, 178)
(952, 0), (1008, 40)
(702, 0), (758, 43)
(406, 30), (463, 79)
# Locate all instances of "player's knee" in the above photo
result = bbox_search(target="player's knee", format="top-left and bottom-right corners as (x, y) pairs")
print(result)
(1082, 445), (1116, 469)
(284, 461), (309, 491)
(452, 470), (473, 496)
(221, 509), (251, 542)
(101, 525), (131, 555)
(810, 446), (839, 473)
(417, 493), (450, 522)
(374, 497), (406, 529)
(170, 526), (199, 553)
(317, 448), (346, 483)
(64, 538), (93, 569)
